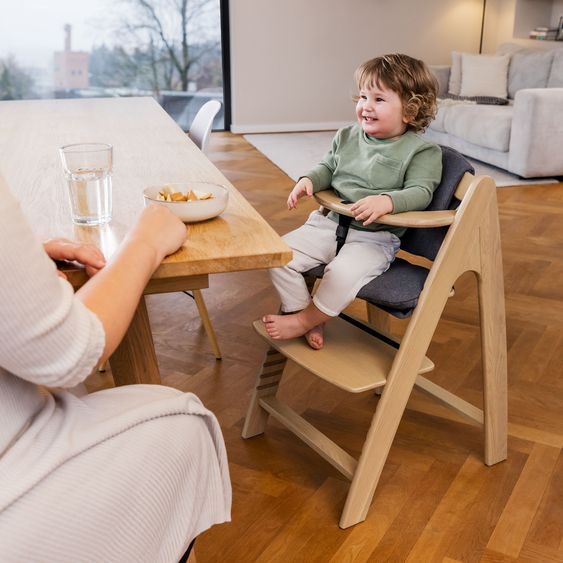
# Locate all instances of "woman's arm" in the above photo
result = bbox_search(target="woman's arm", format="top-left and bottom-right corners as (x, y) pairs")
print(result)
(0, 173), (185, 387)
(76, 205), (186, 363)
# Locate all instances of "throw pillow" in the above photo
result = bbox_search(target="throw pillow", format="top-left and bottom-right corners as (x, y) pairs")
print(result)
(508, 50), (554, 98)
(448, 51), (462, 95)
(459, 53), (510, 99)
(444, 93), (509, 105)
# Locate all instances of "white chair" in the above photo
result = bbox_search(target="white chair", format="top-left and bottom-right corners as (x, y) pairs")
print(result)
(188, 100), (222, 154)
(99, 100), (223, 373)
(186, 99), (223, 359)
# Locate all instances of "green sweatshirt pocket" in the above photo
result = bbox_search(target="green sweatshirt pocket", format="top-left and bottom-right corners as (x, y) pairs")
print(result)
(368, 154), (403, 190)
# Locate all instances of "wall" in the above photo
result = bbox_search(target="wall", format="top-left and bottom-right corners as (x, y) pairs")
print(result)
(229, 0), (485, 133)
(482, 0), (563, 52)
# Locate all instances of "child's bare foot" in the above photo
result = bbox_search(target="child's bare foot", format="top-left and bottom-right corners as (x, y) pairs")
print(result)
(262, 313), (308, 340)
(263, 314), (324, 350)
(305, 324), (324, 350)
(263, 304), (331, 349)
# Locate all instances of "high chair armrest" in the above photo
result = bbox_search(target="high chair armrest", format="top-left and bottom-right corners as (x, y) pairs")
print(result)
(313, 189), (456, 228)
(313, 189), (355, 216)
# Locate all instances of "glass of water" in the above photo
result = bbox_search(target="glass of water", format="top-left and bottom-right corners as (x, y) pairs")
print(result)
(59, 143), (113, 225)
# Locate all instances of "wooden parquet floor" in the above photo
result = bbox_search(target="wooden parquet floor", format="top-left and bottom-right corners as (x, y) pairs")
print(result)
(90, 133), (563, 562)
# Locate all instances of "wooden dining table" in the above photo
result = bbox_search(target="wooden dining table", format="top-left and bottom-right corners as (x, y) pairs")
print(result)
(0, 96), (291, 386)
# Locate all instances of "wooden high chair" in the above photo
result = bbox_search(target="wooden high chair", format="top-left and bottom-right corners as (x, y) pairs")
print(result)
(242, 147), (507, 528)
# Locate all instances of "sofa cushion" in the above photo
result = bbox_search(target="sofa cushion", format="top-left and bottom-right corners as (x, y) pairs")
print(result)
(460, 53), (510, 98)
(508, 49), (554, 98)
(429, 102), (451, 132)
(547, 49), (563, 88)
(495, 43), (525, 56)
(431, 65), (451, 97)
(444, 104), (513, 152)
(448, 51), (462, 95)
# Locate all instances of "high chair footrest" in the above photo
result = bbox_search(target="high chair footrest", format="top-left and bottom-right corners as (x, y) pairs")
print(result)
(253, 317), (433, 393)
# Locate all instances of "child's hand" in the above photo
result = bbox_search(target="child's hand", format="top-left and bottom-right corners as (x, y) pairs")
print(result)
(350, 194), (394, 226)
(287, 177), (313, 210)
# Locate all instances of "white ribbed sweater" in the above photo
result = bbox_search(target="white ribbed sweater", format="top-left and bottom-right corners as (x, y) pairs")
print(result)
(0, 182), (106, 461)
(0, 180), (231, 562)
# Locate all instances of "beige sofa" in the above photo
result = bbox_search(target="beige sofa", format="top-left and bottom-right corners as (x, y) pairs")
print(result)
(425, 44), (563, 178)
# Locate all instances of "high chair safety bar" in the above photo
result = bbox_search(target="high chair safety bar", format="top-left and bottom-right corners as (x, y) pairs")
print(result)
(313, 187), (457, 228)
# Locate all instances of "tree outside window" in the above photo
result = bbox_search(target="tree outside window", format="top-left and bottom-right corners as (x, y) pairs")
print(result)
(0, 0), (225, 130)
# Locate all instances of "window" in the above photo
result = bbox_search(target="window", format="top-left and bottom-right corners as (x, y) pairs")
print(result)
(0, 0), (228, 131)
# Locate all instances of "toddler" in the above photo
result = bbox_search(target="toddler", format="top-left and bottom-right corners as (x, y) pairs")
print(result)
(264, 53), (442, 349)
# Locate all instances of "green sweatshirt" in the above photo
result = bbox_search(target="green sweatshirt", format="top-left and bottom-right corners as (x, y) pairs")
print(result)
(304, 125), (442, 237)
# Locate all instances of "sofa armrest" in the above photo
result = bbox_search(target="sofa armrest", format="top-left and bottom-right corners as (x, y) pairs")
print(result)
(430, 65), (451, 98)
(509, 88), (563, 177)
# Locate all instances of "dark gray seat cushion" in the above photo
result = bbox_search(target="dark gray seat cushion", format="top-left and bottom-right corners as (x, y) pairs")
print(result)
(303, 146), (474, 318)
(306, 258), (429, 319)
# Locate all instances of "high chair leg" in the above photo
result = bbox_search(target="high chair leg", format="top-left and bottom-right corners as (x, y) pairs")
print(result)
(340, 384), (415, 527)
(242, 347), (287, 438)
(477, 200), (507, 466)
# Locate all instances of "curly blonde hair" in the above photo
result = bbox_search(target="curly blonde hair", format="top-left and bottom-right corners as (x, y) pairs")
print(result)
(354, 53), (438, 132)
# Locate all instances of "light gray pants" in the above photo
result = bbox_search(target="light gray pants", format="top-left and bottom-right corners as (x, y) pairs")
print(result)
(270, 210), (400, 317)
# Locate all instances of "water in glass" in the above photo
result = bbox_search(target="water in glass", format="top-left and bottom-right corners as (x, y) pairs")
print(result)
(66, 167), (112, 225)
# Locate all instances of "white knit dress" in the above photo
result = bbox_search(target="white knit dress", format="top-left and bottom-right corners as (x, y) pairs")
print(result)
(0, 181), (231, 562)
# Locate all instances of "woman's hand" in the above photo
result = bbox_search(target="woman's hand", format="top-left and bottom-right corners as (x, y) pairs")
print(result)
(43, 238), (106, 278)
(350, 194), (394, 226)
(287, 177), (314, 210)
(124, 205), (187, 269)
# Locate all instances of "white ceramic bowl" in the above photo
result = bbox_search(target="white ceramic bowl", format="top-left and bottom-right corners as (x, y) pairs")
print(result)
(143, 182), (229, 222)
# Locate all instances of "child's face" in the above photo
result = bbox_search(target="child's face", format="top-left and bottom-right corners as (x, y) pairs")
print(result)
(356, 81), (409, 140)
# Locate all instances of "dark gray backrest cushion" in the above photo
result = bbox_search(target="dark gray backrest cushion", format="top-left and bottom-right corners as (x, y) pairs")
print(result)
(400, 146), (474, 261)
